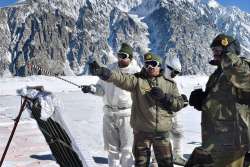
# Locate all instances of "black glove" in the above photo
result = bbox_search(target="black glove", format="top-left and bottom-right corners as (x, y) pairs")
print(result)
(181, 94), (188, 107)
(81, 85), (91, 93)
(89, 61), (111, 80)
(149, 87), (165, 100)
(89, 61), (101, 75)
(149, 87), (172, 107)
(189, 89), (206, 111)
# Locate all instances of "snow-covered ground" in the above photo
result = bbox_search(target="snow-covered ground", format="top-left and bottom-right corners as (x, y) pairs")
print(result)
(0, 75), (208, 167)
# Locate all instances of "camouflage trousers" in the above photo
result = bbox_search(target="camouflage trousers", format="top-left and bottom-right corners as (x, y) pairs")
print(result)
(133, 131), (173, 167)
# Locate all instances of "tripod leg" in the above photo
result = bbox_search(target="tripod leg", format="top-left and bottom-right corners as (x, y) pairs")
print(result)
(0, 98), (27, 167)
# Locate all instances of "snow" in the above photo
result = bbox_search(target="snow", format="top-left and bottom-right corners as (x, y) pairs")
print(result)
(198, 7), (205, 15)
(242, 23), (250, 32)
(186, 0), (198, 5)
(35, 0), (88, 20)
(128, 14), (150, 53)
(0, 75), (99, 95)
(1, 69), (12, 78)
(17, 0), (27, 2)
(241, 45), (250, 54)
(131, 0), (159, 17)
(0, 75), (208, 166)
(63, 60), (76, 76)
(116, 0), (143, 13)
(105, 45), (117, 64)
(207, 0), (219, 9)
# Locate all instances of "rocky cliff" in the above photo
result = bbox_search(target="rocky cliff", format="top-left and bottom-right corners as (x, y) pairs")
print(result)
(0, 0), (249, 76)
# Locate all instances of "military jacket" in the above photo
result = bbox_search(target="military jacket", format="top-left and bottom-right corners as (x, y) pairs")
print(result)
(107, 69), (184, 133)
(201, 53), (250, 152)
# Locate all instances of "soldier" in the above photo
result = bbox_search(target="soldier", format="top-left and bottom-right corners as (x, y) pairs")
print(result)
(81, 43), (140, 167)
(151, 56), (188, 167)
(188, 34), (250, 167)
(89, 52), (185, 167)
(164, 56), (188, 166)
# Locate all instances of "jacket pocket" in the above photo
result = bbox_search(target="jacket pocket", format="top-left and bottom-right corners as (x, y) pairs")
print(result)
(214, 120), (236, 146)
(158, 112), (172, 131)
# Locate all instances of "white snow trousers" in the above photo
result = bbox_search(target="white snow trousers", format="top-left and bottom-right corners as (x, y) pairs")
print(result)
(103, 108), (134, 167)
(170, 114), (184, 156)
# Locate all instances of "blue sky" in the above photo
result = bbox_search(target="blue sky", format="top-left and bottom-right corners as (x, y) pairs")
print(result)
(0, 0), (16, 7)
(217, 0), (250, 13)
(0, 0), (250, 13)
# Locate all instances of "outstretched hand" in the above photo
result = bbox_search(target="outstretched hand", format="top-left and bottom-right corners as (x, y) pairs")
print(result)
(81, 85), (92, 93)
(89, 61), (111, 80)
(89, 61), (101, 76)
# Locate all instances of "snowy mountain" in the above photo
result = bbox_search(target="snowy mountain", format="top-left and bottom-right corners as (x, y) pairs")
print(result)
(0, 0), (249, 76)
(205, 0), (250, 56)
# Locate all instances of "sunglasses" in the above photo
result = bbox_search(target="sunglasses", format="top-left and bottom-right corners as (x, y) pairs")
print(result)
(118, 52), (130, 59)
(166, 65), (180, 75)
(145, 61), (160, 68)
(211, 46), (223, 52)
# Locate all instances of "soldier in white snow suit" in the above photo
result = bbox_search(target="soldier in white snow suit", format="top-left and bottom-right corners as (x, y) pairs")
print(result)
(81, 43), (140, 167)
(164, 56), (188, 166)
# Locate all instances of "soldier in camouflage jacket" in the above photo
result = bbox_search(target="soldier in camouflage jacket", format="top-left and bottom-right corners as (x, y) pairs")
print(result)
(189, 34), (250, 167)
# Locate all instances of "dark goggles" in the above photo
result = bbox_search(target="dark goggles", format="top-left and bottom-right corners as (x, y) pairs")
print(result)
(211, 46), (223, 52)
(118, 52), (130, 59)
(145, 61), (160, 68)
(167, 65), (180, 75)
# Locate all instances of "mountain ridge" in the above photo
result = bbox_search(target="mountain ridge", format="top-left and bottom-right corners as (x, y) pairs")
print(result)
(0, 0), (249, 76)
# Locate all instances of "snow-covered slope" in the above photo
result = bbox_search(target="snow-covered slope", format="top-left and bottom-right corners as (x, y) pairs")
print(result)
(0, 75), (208, 166)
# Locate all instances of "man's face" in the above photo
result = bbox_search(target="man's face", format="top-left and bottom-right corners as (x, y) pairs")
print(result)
(145, 61), (161, 77)
(212, 46), (223, 62)
(118, 53), (131, 68)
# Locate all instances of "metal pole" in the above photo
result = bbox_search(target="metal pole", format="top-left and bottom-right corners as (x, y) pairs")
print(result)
(28, 63), (81, 88)
(55, 76), (81, 88)
(0, 98), (27, 167)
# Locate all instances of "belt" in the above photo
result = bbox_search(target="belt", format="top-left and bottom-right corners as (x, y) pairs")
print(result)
(104, 105), (129, 110)
(104, 105), (131, 117)
(134, 131), (170, 138)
